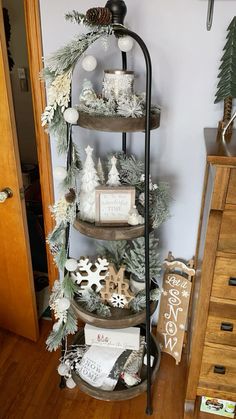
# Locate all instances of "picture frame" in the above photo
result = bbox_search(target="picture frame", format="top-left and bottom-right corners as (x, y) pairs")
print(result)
(95, 186), (135, 226)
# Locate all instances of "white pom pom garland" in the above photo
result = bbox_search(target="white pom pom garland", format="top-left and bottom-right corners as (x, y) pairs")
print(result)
(82, 55), (97, 72)
(118, 36), (134, 52)
(58, 363), (70, 376)
(63, 107), (79, 124)
(65, 258), (78, 272)
(54, 166), (67, 181)
(57, 297), (71, 312)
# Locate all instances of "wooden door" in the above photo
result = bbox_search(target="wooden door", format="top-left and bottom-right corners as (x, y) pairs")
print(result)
(0, 4), (39, 341)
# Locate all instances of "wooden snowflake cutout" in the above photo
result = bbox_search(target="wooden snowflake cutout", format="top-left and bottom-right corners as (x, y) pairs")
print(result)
(109, 293), (128, 308)
(100, 264), (134, 308)
(74, 257), (109, 292)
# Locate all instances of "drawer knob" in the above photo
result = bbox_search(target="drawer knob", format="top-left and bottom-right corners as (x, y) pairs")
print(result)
(228, 277), (236, 286)
(214, 365), (226, 375)
(221, 322), (234, 332)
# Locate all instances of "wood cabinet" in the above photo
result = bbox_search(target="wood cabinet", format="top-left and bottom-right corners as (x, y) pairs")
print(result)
(184, 128), (236, 418)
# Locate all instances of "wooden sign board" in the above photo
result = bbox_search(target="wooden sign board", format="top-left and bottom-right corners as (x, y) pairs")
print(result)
(156, 255), (195, 364)
(95, 186), (135, 226)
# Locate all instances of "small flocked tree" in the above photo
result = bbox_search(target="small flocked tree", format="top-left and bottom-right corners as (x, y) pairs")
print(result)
(215, 17), (236, 135)
(97, 158), (105, 184)
(107, 156), (121, 187)
(79, 145), (100, 222)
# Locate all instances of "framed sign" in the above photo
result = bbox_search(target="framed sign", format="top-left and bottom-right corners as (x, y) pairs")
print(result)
(95, 186), (135, 226)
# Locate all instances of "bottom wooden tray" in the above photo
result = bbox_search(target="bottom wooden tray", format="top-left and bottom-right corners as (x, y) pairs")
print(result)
(72, 328), (161, 401)
(72, 300), (158, 329)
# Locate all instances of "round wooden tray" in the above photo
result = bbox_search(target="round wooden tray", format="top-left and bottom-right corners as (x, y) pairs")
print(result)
(72, 328), (161, 401)
(74, 217), (148, 241)
(72, 300), (157, 329)
(76, 111), (160, 133)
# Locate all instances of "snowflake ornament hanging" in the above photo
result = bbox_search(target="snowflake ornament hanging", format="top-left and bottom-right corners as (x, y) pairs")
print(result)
(109, 293), (128, 308)
(74, 257), (109, 292)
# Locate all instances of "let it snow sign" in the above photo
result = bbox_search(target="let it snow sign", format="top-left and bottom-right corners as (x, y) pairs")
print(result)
(156, 255), (195, 364)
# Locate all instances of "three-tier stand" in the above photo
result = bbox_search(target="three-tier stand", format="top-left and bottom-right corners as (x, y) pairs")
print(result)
(63, 0), (161, 414)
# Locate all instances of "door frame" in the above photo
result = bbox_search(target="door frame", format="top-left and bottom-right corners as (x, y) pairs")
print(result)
(24, 0), (57, 288)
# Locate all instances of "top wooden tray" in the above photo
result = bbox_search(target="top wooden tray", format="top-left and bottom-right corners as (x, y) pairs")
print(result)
(76, 111), (160, 133)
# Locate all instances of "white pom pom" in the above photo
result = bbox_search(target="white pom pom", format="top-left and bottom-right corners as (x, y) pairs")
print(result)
(66, 377), (76, 389)
(65, 258), (78, 272)
(82, 55), (97, 72)
(118, 36), (134, 52)
(54, 166), (67, 181)
(57, 297), (70, 311)
(58, 363), (70, 376)
(63, 107), (79, 124)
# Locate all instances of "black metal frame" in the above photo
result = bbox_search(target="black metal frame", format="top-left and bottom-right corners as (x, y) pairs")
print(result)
(60, 2), (155, 414)
(115, 24), (153, 415)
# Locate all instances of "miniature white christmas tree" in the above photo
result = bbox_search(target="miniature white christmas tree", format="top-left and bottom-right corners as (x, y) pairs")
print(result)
(107, 156), (121, 187)
(97, 158), (105, 184)
(79, 145), (100, 222)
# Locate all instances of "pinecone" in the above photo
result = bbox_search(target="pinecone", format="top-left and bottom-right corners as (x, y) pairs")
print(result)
(86, 7), (112, 25)
(65, 188), (76, 204)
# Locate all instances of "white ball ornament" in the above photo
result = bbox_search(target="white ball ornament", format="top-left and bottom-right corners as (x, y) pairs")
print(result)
(58, 363), (70, 376)
(82, 55), (97, 72)
(66, 377), (76, 389)
(65, 258), (78, 272)
(118, 36), (134, 52)
(54, 166), (67, 181)
(63, 107), (79, 124)
(57, 297), (70, 312)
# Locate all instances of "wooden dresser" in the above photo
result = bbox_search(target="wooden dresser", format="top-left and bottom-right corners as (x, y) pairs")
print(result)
(184, 128), (236, 418)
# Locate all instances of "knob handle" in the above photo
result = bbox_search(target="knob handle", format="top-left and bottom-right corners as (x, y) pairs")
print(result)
(0, 188), (13, 203)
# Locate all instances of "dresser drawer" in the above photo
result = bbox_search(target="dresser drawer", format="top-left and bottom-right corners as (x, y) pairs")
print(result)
(212, 257), (236, 300)
(200, 344), (236, 389)
(206, 299), (236, 346)
(226, 169), (236, 205)
(218, 210), (236, 254)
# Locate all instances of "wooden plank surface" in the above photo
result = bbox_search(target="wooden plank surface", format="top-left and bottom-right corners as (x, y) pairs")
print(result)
(0, 320), (212, 419)
(204, 128), (236, 166)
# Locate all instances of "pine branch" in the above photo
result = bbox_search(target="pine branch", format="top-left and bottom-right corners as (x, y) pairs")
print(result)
(96, 240), (129, 269)
(62, 273), (79, 300)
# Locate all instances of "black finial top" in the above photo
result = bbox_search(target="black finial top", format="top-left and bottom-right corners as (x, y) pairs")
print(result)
(105, 0), (127, 24)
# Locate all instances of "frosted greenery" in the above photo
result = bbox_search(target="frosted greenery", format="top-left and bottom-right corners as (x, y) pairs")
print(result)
(124, 233), (161, 282)
(106, 153), (171, 229)
(76, 289), (111, 317)
(96, 240), (129, 270)
(129, 288), (161, 313)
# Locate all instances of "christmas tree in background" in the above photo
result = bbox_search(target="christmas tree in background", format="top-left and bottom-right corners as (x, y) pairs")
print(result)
(97, 158), (105, 184)
(107, 156), (121, 187)
(79, 145), (100, 222)
(215, 17), (236, 135)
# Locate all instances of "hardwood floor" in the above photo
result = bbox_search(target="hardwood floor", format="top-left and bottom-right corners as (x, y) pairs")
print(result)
(0, 321), (211, 419)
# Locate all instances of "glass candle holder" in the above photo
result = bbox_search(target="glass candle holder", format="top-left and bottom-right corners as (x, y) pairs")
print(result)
(103, 69), (134, 100)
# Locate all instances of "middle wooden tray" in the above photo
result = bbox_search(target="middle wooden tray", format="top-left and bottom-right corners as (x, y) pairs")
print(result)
(72, 300), (157, 329)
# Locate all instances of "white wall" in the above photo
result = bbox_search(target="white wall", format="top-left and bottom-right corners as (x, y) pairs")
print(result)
(39, 0), (236, 261)
(3, 0), (38, 164)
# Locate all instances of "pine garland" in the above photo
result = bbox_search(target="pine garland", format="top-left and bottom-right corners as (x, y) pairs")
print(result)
(96, 240), (129, 270)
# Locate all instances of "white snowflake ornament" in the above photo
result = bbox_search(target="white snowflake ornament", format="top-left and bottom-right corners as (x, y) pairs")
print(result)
(109, 293), (128, 308)
(75, 257), (109, 292)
